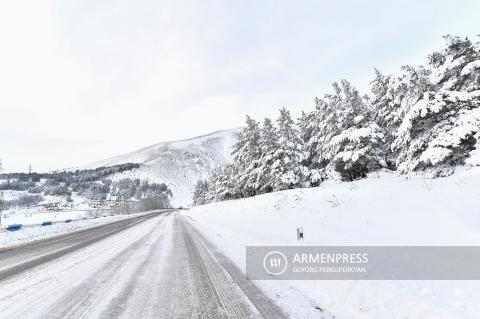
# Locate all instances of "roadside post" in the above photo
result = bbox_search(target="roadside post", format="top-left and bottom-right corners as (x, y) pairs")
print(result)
(297, 227), (304, 240)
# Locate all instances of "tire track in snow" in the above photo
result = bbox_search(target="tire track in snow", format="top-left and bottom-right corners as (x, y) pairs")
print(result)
(0, 213), (169, 318)
(179, 214), (288, 318)
(42, 213), (172, 318)
(0, 210), (170, 279)
(0, 211), (288, 319)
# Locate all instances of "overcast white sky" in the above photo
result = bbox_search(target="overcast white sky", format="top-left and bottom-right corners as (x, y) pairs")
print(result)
(0, 0), (479, 172)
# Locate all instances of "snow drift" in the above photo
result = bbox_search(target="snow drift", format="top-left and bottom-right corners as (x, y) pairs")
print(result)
(185, 166), (480, 319)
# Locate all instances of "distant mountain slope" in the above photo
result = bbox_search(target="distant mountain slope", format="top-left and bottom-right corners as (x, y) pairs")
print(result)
(79, 128), (240, 206)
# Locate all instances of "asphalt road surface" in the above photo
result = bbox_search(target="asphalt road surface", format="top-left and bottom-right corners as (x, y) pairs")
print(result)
(0, 210), (287, 319)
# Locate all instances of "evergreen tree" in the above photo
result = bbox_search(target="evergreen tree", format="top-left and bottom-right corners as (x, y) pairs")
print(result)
(192, 180), (208, 206)
(393, 35), (480, 172)
(205, 164), (238, 202)
(330, 116), (385, 181)
(306, 80), (386, 180)
(370, 69), (396, 168)
(298, 110), (316, 166)
(255, 117), (279, 193)
(200, 34), (480, 204)
(370, 65), (431, 169)
(231, 116), (262, 197)
(268, 108), (306, 190)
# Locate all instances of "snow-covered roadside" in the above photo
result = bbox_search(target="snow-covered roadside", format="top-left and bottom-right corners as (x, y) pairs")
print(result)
(2, 209), (106, 227)
(0, 211), (153, 249)
(184, 166), (480, 319)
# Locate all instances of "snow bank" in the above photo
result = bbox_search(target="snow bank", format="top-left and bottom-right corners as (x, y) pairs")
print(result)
(0, 212), (150, 249)
(185, 166), (480, 319)
(2, 210), (96, 226)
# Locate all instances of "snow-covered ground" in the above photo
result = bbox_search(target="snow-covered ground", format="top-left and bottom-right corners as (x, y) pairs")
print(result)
(1, 191), (127, 229)
(184, 166), (480, 319)
(0, 211), (151, 249)
(76, 128), (239, 206)
(1, 191), (97, 222)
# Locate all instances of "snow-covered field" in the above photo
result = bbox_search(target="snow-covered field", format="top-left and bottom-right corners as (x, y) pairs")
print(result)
(0, 211), (151, 249)
(185, 166), (480, 319)
(0, 190), (103, 223)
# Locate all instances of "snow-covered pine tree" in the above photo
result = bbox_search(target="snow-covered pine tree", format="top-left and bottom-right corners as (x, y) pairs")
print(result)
(331, 115), (386, 181)
(370, 68), (396, 168)
(370, 65), (431, 169)
(298, 110), (315, 165)
(254, 117), (279, 194)
(466, 130), (480, 166)
(393, 35), (480, 172)
(266, 108), (306, 190)
(307, 80), (386, 180)
(230, 117), (262, 197)
(304, 86), (341, 171)
(299, 102), (326, 185)
(192, 179), (208, 206)
(199, 34), (480, 205)
(206, 163), (239, 202)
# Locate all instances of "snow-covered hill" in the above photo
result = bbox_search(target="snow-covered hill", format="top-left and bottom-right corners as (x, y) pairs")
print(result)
(79, 128), (239, 206)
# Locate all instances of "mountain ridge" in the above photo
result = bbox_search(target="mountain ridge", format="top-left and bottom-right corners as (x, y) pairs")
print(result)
(77, 128), (240, 206)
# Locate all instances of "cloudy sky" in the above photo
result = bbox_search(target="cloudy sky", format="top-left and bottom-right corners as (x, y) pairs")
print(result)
(0, 0), (478, 172)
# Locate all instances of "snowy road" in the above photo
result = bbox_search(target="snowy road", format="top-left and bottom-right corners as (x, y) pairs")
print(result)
(0, 210), (287, 318)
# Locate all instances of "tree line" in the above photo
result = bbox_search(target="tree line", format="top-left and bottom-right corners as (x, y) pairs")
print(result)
(0, 163), (172, 206)
(193, 35), (480, 205)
